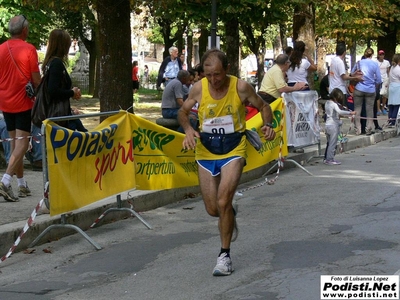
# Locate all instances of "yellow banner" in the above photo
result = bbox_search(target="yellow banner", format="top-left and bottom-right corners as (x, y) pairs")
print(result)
(44, 112), (136, 215)
(44, 98), (287, 215)
(131, 98), (287, 188)
(244, 99), (287, 171)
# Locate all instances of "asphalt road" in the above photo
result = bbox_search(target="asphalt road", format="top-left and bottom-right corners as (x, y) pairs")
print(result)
(1, 136), (400, 300)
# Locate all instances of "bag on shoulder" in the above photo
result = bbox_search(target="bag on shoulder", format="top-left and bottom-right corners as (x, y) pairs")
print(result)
(31, 60), (71, 128)
(25, 81), (35, 98)
(31, 74), (49, 128)
(199, 132), (243, 155)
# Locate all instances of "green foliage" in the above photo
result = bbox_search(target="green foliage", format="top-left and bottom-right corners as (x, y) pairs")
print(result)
(133, 92), (140, 104)
(67, 51), (80, 74)
(0, 2), (51, 47)
(148, 70), (158, 86)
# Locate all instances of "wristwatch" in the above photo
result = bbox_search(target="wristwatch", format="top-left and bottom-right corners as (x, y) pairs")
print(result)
(264, 123), (274, 128)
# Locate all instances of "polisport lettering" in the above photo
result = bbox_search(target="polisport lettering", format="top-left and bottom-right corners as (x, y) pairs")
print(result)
(50, 124), (118, 163)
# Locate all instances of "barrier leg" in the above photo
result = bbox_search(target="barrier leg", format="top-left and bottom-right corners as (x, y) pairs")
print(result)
(283, 159), (313, 176)
(264, 161), (279, 176)
(263, 158), (313, 176)
(29, 214), (102, 250)
(90, 194), (152, 230)
(306, 140), (325, 162)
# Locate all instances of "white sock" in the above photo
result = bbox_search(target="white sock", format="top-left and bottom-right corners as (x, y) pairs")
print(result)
(17, 177), (26, 188)
(1, 174), (12, 187)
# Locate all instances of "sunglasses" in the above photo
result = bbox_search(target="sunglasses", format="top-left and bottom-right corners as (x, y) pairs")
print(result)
(21, 14), (27, 30)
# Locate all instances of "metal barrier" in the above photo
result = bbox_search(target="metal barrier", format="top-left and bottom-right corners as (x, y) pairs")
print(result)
(264, 91), (321, 176)
(29, 111), (152, 251)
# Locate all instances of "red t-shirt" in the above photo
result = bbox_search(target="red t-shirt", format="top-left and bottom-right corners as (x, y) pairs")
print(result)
(0, 39), (39, 113)
(132, 66), (139, 81)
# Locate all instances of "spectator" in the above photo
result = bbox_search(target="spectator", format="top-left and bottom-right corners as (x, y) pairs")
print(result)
(178, 49), (275, 276)
(157, 46), (182, 89)
(351, 48), (381, 135)
(0, 113), (11, 164)
(376, 50), (390, 115)
(25, 124), (42, 171)
(285, 46), (293, 57)
(132, 60), (139, 95)
(0, 15), (41, 201)
(40, 29), (83, 131)
(195, 64), (205, 80)
(143, 64), (149, 87)
(180, 52), (186, 70)
(319, 73), (330, 121)
(161, 70), (190, 119)
(258, 54), (307, 103)
(183, 70), (195, 100)
(387, 53), (400, 127)
(324, 88), (356, 165)
(329, 42), (363, 109)
(286, 41), (317, 89)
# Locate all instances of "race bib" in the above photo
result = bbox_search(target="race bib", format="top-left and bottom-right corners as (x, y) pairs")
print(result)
(202, 115), (234, 134)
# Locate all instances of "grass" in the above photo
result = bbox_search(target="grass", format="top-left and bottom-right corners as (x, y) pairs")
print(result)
(76, 88), (163, 123)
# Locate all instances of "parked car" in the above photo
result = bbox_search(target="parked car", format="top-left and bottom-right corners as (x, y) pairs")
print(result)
(132, 51), (150, 62)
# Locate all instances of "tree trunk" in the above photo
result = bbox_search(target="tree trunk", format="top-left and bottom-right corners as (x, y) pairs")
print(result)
(316, 36), (329, 80)
(198, 27), (209, 61)
(224, 17), (240, 77)
(82, 32), (97, 96)
(280, 23), (288, 50)
(97, 0), (132, 113)
(293, 3), (316, 89)
(159, 18), (173, 59)
(377, 25), (397, 62)
(187, 33), (193, 70)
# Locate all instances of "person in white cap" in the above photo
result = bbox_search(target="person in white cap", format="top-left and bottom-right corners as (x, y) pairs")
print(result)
(376, 49), (390, 115)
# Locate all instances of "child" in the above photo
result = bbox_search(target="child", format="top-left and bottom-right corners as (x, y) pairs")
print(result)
(324, 88), (356, 165)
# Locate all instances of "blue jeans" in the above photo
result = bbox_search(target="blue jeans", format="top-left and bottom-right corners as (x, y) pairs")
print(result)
(388, 104), (400, 125)
(0, 118), (10, 163)
(25, 124), (42, 164)
(162, 108), (179, 119)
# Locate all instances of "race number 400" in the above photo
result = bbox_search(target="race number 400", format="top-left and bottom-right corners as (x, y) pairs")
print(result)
(321, 275), (399, 299)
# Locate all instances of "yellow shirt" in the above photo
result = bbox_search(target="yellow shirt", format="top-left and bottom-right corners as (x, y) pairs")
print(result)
(196, 76), (247, 160)
(259, 64), (286, 99)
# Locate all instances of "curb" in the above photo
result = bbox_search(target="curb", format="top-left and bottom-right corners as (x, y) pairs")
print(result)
(0, 128), (398, 256)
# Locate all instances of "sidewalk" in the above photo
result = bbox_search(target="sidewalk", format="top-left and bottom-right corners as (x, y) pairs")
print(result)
(0, 114), (397, 256)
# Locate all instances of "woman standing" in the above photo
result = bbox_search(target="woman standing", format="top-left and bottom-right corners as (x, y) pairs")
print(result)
(351, 48), (381, 135)
(41, 29), (82, 129)
(388, 53), (400, 126)
(286, 41), (317, 88)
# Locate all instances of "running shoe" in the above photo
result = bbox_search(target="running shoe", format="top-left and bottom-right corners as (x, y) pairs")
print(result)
(324, 160), (341, 165)
(18, 183), (32, 198)
(0, 183), (19, 202)
(212, 252), (234, 276)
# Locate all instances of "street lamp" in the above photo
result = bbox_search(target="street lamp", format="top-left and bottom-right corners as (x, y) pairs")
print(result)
(211, 0), (217, 48)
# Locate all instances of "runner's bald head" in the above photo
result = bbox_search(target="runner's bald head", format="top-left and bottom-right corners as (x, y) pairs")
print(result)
(201, 49), (229, 70)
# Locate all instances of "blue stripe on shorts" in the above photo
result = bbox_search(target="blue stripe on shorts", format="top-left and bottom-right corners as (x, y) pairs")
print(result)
(197, 156), (241, 176)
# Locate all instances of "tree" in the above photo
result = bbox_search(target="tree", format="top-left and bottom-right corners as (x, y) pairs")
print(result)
(236, 0), (287, 85)
(292, 2), (316, 88)
(96, 0), (132, 113)
(0, 1), (51, 46)
(315, 0), (398, 69)
(22, 0), (134, 114)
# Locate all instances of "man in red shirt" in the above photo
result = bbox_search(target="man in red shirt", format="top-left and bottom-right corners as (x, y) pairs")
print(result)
(0, 15), (41, 201)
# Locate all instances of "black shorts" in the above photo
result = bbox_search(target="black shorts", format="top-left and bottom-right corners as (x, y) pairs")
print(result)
(3, 109), (32, 132)
(132, 80), (139, 90)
